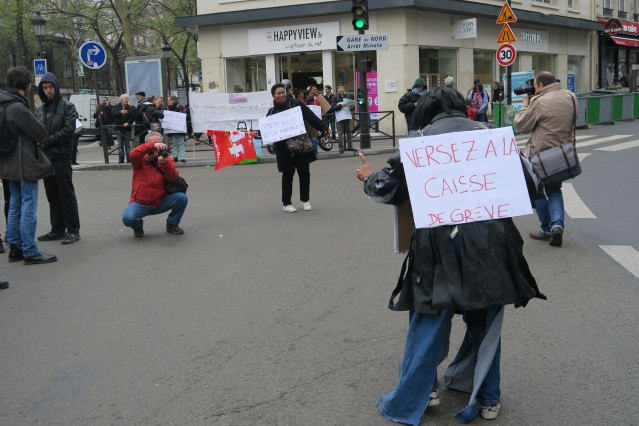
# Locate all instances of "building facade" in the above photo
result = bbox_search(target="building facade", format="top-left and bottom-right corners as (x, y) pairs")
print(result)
(176, 0), (603, 134)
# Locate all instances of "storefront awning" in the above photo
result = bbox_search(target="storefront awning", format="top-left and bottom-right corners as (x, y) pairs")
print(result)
(610, 36), (639, 48)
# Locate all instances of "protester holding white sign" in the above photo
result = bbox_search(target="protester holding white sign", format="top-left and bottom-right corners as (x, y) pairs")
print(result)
(164, 96), (188, 162)
(356, 87), (545, 425)
(258, 106), (306, 145)
(264, 83), (329, 213)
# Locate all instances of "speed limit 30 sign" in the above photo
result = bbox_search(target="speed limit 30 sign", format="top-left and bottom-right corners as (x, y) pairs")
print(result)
(496, 43), (517, 67)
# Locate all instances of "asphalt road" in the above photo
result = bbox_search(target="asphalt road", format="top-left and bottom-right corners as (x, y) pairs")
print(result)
(1, 138), (638, 424)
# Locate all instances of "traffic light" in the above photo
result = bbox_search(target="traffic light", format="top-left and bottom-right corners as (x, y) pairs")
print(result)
(352, 0), (369, 31)
(357, 88), (365, 106)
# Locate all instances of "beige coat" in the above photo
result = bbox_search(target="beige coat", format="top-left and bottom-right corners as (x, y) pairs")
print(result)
(514, 83), (577, 158)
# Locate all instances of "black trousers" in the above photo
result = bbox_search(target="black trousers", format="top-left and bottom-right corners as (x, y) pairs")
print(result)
(281, 155), (310, 205)
(2, 179), (10, 221)
(43, 158), (80, 235)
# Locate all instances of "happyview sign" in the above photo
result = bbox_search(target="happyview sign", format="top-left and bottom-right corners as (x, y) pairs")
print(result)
(249, 22), (339, 54)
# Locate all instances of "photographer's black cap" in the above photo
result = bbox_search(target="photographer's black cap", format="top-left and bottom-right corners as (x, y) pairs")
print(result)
(135, 91), (145, 97)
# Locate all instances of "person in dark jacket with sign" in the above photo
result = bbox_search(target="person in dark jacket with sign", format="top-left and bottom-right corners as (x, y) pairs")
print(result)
(0, 66), (57, 264)
(112, 94), (136, 163)
(356, 87), (545, 425)
(398, 77), (427, 136)
(267, 83), (329, 213)
(35, 72), (81, 245)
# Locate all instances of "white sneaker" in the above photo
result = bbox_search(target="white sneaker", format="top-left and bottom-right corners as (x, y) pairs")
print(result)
(427, 390), (440, 407)
(480, 403), (501, 420)
(302, 201), (312, 211)
(283, 205), (297, 213)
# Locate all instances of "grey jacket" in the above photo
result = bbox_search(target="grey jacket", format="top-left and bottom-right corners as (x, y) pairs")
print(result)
(0, 89), (53, 181)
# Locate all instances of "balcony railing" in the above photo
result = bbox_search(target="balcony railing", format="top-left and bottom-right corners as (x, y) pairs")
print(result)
(618, 11), (627, 19)
(603, 8), (613, 16)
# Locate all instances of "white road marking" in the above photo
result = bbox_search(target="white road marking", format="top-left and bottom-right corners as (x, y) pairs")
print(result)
(577, 134), (633, 148)
(578, 152), (591, 161)
(563, 182), (597, 219)
(595, 140), (639, 152)
(599, 245), (639, 280)
(576, 135), (597, 141)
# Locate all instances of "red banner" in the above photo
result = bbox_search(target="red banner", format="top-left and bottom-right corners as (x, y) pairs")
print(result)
(207, 130), (257, 170)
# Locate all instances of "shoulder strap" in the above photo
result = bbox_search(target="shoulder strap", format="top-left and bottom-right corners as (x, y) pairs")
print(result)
(570, 94), (577, 145)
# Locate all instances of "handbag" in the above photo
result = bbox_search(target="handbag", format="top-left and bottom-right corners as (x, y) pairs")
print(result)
(153, 163), (188, 193)
(530, 95), (581, 186)
(286, 133), (314, 154)
(165, 176), (188, 193)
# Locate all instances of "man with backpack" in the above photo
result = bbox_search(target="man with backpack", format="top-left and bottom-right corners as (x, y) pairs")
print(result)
(0, 66), (57, 264)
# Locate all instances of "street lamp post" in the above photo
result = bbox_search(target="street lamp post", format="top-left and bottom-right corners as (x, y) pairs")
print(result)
(162, 44), (172, 99)
(31, 11), (46, 59)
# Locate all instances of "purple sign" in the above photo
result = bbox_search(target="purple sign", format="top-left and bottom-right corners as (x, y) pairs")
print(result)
(229, 93), (248, 104)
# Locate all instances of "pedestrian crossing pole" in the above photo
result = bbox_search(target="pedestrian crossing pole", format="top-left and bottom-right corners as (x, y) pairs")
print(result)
(506, 0), (512, 106)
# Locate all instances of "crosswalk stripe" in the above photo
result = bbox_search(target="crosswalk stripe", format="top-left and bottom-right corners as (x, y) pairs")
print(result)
(577, 153), (591, 161)
(575, 135), (597, 141)
(599, 245), (639, 280)
(595, 140), (639, 152)
(577, 134), (633, 148)
(563, 183), (597, 219)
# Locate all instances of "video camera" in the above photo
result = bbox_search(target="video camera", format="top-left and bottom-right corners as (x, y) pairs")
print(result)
(514, 78), (535, 96)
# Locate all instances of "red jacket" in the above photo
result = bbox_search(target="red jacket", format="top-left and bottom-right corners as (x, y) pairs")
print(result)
(129, 142), (179, 208)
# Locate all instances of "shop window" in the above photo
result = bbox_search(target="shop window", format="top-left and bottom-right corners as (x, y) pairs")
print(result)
(225, 57), (266, 93)
(531, 53), (556, 77)
(568, 56), (583, 94)
(278, 53), (324, 98)
(418, 48), (457, 90)
(470, 50), (494, 90)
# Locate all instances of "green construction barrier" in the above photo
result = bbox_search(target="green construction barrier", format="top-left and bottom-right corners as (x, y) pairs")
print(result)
(493, 103), (504, 127)
(587, 97), (600, 124)
(635, 93), (639, 118)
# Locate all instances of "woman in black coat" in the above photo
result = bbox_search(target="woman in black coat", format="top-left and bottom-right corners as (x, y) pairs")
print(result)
(267, 83), (328, 213)
(356, 87), (545, 424)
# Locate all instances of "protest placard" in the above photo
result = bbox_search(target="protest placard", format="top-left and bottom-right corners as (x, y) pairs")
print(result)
(399, 127), (532, 228)
(161, 111), (187, 134)
(258, 106), (306, 145)
(189, 91), (273, 133)
(335, 105), (352, 122)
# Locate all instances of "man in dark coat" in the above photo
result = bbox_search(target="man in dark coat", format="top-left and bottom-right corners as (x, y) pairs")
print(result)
(35, 72), (81, 245)
(0, 66), (57, 264)
(398, 77), (427, 136)
(112, 94), (136, 163)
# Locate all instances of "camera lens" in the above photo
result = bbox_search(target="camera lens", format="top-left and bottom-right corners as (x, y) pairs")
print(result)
(159, 150), (169, 158)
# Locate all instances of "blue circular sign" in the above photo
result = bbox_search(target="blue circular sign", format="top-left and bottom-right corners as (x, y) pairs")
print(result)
(79, 41), (107, 69)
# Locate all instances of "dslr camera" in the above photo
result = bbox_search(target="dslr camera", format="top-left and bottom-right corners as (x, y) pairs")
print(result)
(159, 150), (169, 158)
(514, 78), (535, 96)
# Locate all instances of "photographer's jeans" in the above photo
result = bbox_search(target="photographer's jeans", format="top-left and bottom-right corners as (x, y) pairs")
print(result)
(535, 183), (564, 232)
(6, 181), (40, 257)
(122, 192), (188, 230)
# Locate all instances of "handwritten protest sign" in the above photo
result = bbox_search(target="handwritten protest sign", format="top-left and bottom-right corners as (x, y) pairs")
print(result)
(189, 91), (273, 133)
(399, 127), (532, 228)
(258, 106), (306, 145)
(161, 111), (187, 134)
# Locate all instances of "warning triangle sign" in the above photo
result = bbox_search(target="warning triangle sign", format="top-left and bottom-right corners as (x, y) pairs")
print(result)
(496, 3), (517, 24)
(497, 23), (517, 44)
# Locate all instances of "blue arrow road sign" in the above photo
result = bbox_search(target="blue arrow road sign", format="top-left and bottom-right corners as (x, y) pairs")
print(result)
(79, 41), (107, 69)
(34, 59), (47, 76)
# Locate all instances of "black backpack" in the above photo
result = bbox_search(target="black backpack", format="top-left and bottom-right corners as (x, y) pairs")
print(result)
(0, 99), (19, 156)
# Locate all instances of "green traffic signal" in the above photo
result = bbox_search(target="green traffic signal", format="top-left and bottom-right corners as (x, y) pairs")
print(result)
(354, 18), (366, 29)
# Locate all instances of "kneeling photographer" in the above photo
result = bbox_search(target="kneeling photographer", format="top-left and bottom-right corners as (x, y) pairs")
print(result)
(122, 131), (188, 238)
(514, 71), (577, 247)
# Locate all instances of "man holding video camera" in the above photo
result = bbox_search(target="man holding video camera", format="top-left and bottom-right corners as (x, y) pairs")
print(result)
(121, 131), (188, 238)
(514, 71), (577, 247)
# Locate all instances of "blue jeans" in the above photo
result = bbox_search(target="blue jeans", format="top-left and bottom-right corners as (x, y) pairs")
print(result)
(122, 192), (188, 230)
(169, 134), (186, 161)
(116, 130), (131, 163)
(376, 309), (453, 426)
(535, 183), (564, 232)
(5, 181), (40, 257)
